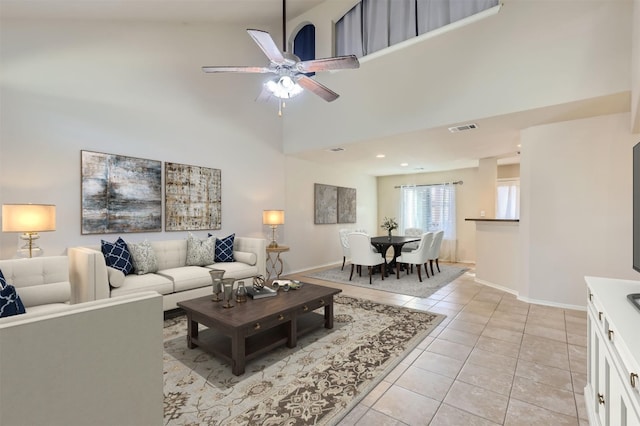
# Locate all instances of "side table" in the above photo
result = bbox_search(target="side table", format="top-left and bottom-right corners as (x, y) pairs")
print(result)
(266, 245), (289, 282)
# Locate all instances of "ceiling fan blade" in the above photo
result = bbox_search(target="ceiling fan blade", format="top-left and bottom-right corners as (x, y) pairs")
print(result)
(296, 55), (360, 73)
(247, 29), (285, 64)
(202, 66), (271, 73)
(297, 75), (339, 102)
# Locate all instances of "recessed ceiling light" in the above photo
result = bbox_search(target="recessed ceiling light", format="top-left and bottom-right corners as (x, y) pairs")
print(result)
(376, 154), (385, 158)
(400, 163), (408, 167)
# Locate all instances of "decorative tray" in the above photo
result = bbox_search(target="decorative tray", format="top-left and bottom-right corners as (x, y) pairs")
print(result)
(628, 293), (640, 312)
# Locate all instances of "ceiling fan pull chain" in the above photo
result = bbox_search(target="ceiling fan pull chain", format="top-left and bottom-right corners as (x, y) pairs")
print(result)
(278, 99), (283, 117)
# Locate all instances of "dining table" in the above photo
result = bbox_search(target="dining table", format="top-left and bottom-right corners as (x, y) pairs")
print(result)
(370, 235), (421, 276)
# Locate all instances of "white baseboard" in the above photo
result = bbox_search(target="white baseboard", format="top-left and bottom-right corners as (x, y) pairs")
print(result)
(517, 294), (586, 311)
(474, 278), (587, 311)
(474, 278), (518, 296)
(286, 262), (343, 277)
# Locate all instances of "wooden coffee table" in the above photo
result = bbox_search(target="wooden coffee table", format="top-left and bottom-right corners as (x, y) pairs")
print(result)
(177, 283), (342, 375)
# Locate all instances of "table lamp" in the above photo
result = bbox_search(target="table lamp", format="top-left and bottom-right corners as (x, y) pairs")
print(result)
(263, 210), (284, 248)
(2, 204), (56, 258)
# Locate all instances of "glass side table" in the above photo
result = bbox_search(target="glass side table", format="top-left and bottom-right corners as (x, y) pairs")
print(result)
(266, 245), (290, 282)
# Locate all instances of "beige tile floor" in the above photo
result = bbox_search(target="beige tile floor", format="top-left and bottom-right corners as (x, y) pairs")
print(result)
(286, 263), (589, 426)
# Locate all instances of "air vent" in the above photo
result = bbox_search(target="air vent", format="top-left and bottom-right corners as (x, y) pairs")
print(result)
(448, 123), (478, 133)
(328, 147), (345, 152)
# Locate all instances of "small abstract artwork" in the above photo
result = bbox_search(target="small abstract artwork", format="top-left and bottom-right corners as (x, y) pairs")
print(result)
(314, 184), (338, 224)
(337, 187), (356, 223)
(81, 150), (162, 234)
(165, 162), (221, 231)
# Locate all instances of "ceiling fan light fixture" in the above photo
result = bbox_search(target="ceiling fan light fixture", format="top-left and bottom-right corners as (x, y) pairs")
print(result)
(265, 76), (303, 99)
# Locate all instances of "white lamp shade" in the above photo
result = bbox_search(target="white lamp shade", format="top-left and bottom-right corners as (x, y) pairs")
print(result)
(263, 210), (285, 226)
(2, 204), (56, 232)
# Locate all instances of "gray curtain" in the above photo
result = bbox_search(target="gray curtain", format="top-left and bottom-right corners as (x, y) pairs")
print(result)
(390, 0), (417, 46)
(336, 3), (364, 57)
(418, 0), (498, 34)
(416, 0), (450, 34)
(362, 0), (389, 55)
(336, 0), (498, 57)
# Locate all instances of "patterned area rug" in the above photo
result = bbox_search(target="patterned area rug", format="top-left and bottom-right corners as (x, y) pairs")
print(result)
(304, 264), (468, 298)
(163, 295), (444, 425)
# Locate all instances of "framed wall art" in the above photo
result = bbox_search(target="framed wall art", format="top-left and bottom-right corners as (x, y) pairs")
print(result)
(337, 186), (357, 223)
(81, 150), (162, 234)
(165, 162), (221, 231)
(314, 183), (338, 224)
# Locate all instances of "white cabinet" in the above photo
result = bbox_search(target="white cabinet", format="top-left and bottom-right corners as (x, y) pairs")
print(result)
(585, 276), (640, 426)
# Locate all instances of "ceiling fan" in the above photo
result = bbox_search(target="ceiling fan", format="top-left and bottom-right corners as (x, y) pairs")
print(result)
(201, 0), (359, 113)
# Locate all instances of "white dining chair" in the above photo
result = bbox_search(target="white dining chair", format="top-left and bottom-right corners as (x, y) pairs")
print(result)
(338, 229), (350, 270)
(395, 232), (434, 282)
(347, 232), (385, 284)
(426, 230), (445, 275)
(401, 227), (424, 252)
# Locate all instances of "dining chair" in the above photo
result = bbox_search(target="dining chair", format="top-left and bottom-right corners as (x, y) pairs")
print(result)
(426, 230), (445, 275)
(395, 232), (434, 282)
(347, 232), (385, 284)
(338, 229), (350, 270)
(401, 227), (423, 252)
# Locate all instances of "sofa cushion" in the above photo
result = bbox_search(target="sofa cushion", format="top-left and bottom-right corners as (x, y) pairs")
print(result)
(0, 270), (26, 317)
(17, 282), (71, 308)
(205, 262), (258, 280)
(150, 240), (187, 270)
(101, 238), (133, 275)
(214, 233), (235, 262)
(128, 240), (159, 275)
(186, 233), (215, 266)
(110, 273), (173, 298)
(156, 266), (212, 293)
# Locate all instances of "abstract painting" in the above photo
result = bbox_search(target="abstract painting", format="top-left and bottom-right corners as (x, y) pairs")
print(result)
(314, 183), (338, 224)
(165, 162), (221, 231)
(337, 186), (356, 223)
(81, 150), (162, 234)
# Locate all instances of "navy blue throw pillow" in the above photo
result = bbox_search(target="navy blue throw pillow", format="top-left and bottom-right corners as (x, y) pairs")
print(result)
(214, 233), (235, 263)
(0, 270), (26, 318)
(101, 237), (133, 275)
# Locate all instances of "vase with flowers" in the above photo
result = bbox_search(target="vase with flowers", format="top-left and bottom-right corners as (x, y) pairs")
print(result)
(381, 217), (398, 238)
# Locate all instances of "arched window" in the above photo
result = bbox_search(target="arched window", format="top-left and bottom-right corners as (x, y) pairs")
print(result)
(293, 24), (316, 76)
(293, 24), (315, 61)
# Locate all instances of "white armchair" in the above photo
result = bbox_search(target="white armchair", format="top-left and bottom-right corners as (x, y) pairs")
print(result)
(347, 232), (385, 284)
(396, 232), (434, 282)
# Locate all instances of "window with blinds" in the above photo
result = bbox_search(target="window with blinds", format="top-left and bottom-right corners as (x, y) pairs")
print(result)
(400, 184), (456, 239)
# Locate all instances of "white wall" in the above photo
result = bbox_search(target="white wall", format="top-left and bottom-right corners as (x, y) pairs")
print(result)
(519, 113), (639, 308)
(283, 157), (377, 273)
(285, 0), (632, 153)
(0, 20), (286, 259)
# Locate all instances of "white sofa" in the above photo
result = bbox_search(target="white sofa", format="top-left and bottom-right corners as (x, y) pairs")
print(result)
(0, 291), (163, 426)
(69, 236), (267, 310)
(0, 256), (75, 315)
